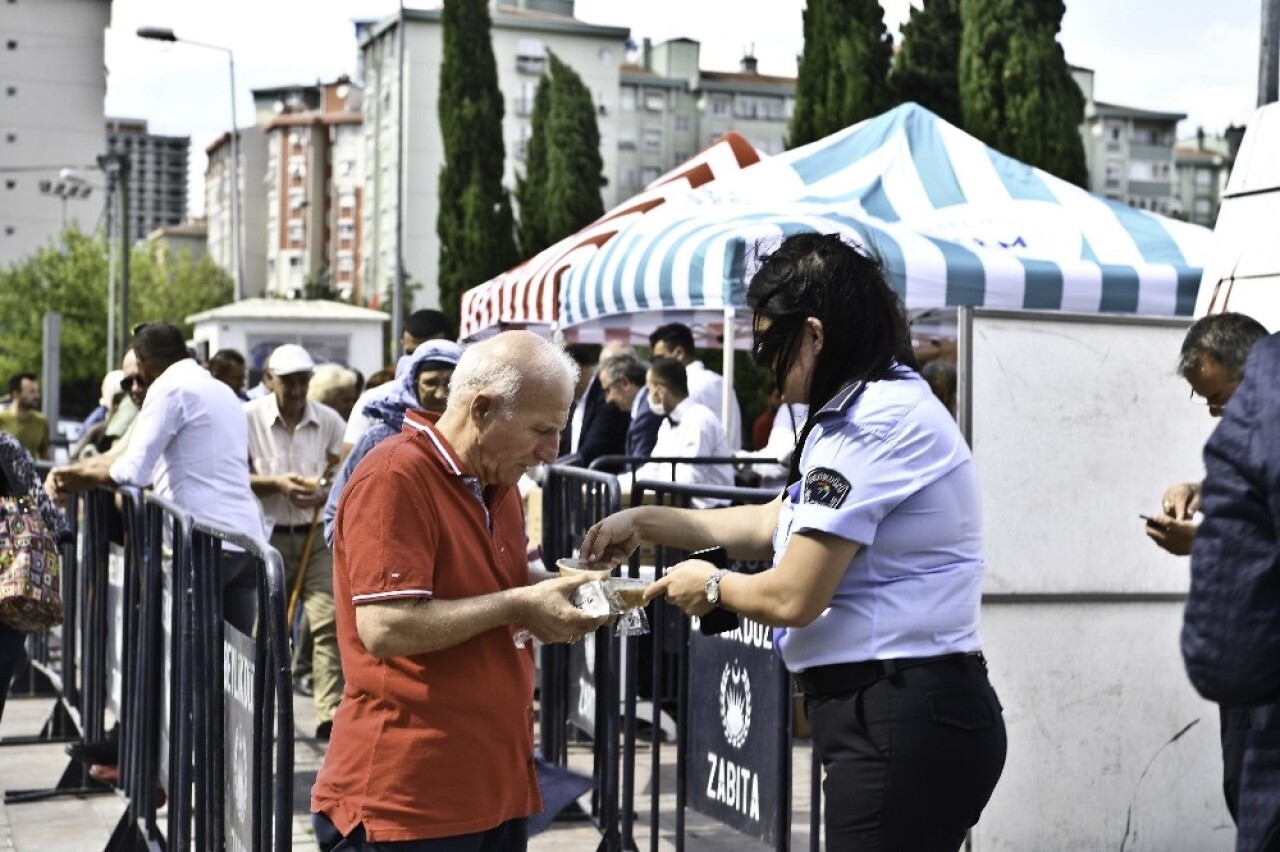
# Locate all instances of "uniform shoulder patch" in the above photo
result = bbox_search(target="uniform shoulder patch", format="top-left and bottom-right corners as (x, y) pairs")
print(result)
(803, 467), (851, 508)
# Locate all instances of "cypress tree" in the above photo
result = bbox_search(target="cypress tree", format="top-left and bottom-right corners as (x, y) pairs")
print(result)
(788, 0), (893, 149)
(515, 51), (605, 257)
(436, 0), (518, 322)
(515, 76), (553, 257)
(541, 51), (605, 246)
(959, 0), (1088, 185)
(891, 0), (963, 126)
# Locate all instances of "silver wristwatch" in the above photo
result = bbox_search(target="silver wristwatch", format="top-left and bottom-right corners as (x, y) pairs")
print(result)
(704, 568), (730, 606)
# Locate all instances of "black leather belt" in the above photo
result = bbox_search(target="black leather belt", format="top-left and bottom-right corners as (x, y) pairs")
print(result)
(793, 652), (985, 696)
(272, 523), (314, 535)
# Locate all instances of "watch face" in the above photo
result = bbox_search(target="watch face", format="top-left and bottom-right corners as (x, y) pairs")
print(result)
(705, 573), (720, 605)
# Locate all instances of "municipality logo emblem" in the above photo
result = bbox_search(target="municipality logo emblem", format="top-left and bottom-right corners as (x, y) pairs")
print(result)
(719, 662), (752, 749)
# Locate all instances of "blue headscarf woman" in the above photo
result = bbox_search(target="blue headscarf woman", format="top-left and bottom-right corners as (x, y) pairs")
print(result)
(322, 340), (462, 548)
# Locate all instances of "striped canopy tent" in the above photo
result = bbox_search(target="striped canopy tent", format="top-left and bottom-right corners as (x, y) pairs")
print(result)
(458, 132), (763, 342)
(559, 102), (1213, 341)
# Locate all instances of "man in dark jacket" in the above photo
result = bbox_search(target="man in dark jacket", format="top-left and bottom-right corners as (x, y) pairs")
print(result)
(559, 344), (630, 467)
(1183, 331), (1280, 852)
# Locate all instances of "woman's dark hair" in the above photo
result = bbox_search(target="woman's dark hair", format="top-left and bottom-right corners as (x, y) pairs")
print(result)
(746, 232), (915, 484)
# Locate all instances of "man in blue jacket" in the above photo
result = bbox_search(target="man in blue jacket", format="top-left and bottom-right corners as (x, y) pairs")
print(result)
(1183, 330), (1280, 852)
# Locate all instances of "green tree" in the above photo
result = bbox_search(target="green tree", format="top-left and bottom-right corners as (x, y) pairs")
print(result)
(436, 0), (519, 323)
(516, 75), (553, 257)
(0, 228), (231, 416)
(959, 0), (1088, 185)
(891, 0), (963, 125)
(518, 51), (605, 256)
(788, 0), (893, 149)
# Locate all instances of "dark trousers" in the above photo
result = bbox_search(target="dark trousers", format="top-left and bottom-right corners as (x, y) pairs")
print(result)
(0, 622), (26, 723)
(804, 654), (1007, 851)
(220, 551), (259, 635)
(312, 812), (527, 852)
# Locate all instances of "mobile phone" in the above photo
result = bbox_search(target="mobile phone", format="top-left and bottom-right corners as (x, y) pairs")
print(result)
(1140, 514), (1168, 529)
(688, 546), (739, 636)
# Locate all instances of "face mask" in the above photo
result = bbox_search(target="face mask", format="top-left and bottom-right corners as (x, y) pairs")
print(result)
(648, 393), (666, 417)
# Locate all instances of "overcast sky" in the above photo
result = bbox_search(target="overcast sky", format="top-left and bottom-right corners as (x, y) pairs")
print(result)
(103, 0), (1263, 214)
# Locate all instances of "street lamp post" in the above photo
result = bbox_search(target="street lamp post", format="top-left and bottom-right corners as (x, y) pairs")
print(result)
(137, 26), (244, 302)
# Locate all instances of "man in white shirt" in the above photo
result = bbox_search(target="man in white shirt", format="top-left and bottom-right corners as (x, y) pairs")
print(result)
(649, 322), (742, 451)
(619, 357), (734, 508)
(245, 344), (346, 739)
(48, 322), (265, 631)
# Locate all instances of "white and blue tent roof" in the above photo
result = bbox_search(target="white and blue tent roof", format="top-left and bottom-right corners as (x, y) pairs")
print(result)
(560, 103), (1212, 336)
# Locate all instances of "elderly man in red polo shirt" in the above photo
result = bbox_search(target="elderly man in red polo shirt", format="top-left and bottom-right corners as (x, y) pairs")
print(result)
(312, 331), (609, 850)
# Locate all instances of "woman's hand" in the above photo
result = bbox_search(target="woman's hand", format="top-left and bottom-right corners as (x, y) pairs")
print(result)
(581, 509), (642, 565)
(644, 559), (719, 617)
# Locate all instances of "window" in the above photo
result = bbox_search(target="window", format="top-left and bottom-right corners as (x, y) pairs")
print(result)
(620, 87), (636, 113)
(516, 38), (545, 74)
(339, 191), (356, 209)
(641, 166), (660, 185)
(710, 95), (731, 117)
(674, 115), (690, 133)
(644, 89), (665, 112)
(621, 167), (636, 188)
(673, 151), (689, 166)
(1195, 168), (1212, 187)
(617, 133), (636, 151)
(337, 255), (355, 272)
(1193, 198), (1212, 216)
(643, 127), (662, 151)
(337, 222), (355, 238)
(288, 255), (303, 268)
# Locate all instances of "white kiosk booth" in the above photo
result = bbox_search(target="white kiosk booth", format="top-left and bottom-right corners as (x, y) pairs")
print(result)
(185, 298), (390, 377)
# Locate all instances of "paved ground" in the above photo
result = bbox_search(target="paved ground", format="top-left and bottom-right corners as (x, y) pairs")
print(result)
(0, 691), (819, 851)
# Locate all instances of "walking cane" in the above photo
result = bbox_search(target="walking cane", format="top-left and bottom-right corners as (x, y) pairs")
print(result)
(287, 458), (338, 627)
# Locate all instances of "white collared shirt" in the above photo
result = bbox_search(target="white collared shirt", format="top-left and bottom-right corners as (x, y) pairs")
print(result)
(109, 359), (265, 538)
(685, 360), (742, 451)
(629, 397), (734, 507)
(244, 395), (345, 528)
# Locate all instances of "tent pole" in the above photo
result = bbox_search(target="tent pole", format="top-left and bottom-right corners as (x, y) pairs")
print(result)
(723, 307), (736, 446)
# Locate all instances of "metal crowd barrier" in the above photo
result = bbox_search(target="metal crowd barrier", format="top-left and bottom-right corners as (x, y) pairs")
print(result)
(2, 482), (292, 852)
(538, 461), (625, 848)
(3, 487), (115, 802)
(541, 458), (818, 850)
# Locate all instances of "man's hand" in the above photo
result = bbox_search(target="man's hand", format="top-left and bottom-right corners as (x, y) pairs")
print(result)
(1161, 482), (1202, 520)
(1146, 515), (1196, 556)
(44, 464), (104, 505)
(516, 574), (611, 644)
(278, 474), (325, 508)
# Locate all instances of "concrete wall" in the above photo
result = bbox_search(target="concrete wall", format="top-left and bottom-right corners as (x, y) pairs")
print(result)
(961, 310), (1231, 850)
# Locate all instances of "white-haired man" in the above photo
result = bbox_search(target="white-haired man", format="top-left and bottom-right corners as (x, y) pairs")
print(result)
(312, 331), (609, 850)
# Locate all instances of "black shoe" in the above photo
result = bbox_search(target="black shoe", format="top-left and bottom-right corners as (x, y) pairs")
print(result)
(315, 721), (332, 741)
(67, 725), (120, 765)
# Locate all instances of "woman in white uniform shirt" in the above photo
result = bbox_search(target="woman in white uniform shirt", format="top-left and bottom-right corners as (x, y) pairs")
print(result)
(582, 233), (1006, 850)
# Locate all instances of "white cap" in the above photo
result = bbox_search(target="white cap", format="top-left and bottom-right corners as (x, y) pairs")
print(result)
(100, 370), (126, 406)
(267, 344), (315, 376)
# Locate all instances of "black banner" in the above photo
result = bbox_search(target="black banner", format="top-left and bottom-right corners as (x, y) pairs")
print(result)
(687, 615), (787, 844)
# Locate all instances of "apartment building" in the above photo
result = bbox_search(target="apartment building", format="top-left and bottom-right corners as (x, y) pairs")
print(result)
(105, 118), (189, 240)
(1173, 126), (1245, 227)
(255, 78), (364, 301)
(358, 0), (628, 310)
(616, 38), (793, 196)
(205, 126), (268, 298)
(1073, 66), (1185, 216)
(0, 0), (110, 264)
